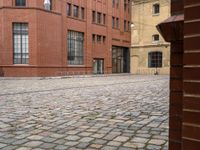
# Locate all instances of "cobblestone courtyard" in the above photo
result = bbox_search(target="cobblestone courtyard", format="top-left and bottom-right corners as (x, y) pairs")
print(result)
(0, 75), (169, 150)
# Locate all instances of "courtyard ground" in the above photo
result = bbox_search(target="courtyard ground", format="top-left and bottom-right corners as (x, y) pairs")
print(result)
(0, 75), (169, 150)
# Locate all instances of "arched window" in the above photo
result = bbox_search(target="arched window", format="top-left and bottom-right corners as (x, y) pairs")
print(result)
(148, 52), (162, 68)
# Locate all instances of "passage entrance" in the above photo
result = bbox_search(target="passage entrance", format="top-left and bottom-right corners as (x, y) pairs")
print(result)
(112, 46), (130, 73)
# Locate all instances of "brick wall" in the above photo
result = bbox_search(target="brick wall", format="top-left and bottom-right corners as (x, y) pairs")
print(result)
(182, 0), (200, 149)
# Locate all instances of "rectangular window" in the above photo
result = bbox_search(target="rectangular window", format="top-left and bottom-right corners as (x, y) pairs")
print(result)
(97, 12), (101, 24)
(152, 34), (160, 42)
(67, 3), (71, 16)
(124, 0), (127, 11)
(92, 11), (96, 23)
(13, 23), (29, 64)
(116, 18), (119, 28)
(148, 52), (162, 68)
(116, 0), (119, 8)
(73, 5), (79, 18)
(153, 4), (160, 14)
(112, 0), (115, 8)
(15, 0), (26, 6)
(112, 17), (115, 28)
(50, 0), (52, 10)
(81, 7), (85, 19)
(97, 35), (101, 43)
(68, 30), (84, 65)
(92, 34), (96, 43)
(124, 20), (127, 31)
(103, 36), (106, 43)
(103, 14), (106, 25)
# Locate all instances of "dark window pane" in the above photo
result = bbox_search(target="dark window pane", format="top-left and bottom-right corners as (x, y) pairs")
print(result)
(67, 30), (84, 65)
(15, 0), (26, 6)
(148, 52), (162, 68)
(13, 23), (29, 64)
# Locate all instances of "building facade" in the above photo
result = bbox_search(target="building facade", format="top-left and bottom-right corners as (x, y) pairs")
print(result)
(0, 0), (131, 77)
(131, 0), (170, 75)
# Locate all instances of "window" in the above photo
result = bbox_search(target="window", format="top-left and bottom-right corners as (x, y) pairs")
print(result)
(128, 21), (130, 31)
(15, 0), (26, 6)
(112, 0), (115, 8)
(124, 0), (127, 11)
(92, 34), (96, 43)
(124, 20), (127, 31)
(103, 14), (106, 25)
(68, 31), (84, 65)
(13, 23), (29, 64)
(50, 0), (52, 10)
(152, 34), (160, 42)
(67, 3), (71, 16)
(128, 0), (130, 13)
(97, 12), (101, 24)
(116, 18), (119, 28)
(116, 0), (119, 8)
(73, 5), (79, 18)
(112, 17), (115, 28)
(148, 52), (162, 68)
(97, 35), (101, 43)
(92, 11), (96, 23)
(81, 7), (85, 19)
(103, 36), (106, 43)
(153, 4), (160, 14)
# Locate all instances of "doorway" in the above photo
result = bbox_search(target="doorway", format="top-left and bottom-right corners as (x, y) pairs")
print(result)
(112, 46), (130, 73)
(93, 59), (104, 74)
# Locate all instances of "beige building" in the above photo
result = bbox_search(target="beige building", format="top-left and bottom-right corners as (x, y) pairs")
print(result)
(131, 0), (170, 75)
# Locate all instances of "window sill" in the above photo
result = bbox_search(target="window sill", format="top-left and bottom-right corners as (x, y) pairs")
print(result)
(67, 65), (85, 67)
(92, 23), (106, 27)
(152, 13), (160, 16)
(67, 16), (86, 22)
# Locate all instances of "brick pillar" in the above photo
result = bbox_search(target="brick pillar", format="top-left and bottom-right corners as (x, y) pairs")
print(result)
(182, 0), (200, 149)
(169, 41), (183, 149)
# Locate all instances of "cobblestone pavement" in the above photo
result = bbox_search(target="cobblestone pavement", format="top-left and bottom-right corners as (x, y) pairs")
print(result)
(0, 75), (169, 150)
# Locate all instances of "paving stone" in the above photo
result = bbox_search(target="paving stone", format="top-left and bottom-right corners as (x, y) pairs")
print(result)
(107, 141), (122, 146)
(131, 137), (149, 143)
(27, 135), (44, 140)
(65, 135), (80, 141)
(93, 139), (108, 145)
(0, 143), (7, 149)
(16, 147), (32, 150)
(90, 144), (103, 149)
(101, 146), (118, 150)
(24, 141), (43, 147)
(65, 141), (79, 146)
(76, 142), (90, 149)
(148, 139), (166, 145)
(147, 144), (162, 150)
(79, 137), (94, 143)
(40, 143), (56, 149)
(54, 145), (69, 150)
(114, 136), (129, 142)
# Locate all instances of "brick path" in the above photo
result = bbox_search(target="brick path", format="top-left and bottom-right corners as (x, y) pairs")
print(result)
(0, 75), (169, 150)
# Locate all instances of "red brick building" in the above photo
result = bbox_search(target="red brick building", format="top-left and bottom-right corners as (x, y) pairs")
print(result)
(158, 0), (200, 149)
(0, 0), (131, 77)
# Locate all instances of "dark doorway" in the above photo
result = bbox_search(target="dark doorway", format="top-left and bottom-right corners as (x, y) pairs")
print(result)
(93, 58), (104, 74)
(112, 46), (130, 73)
